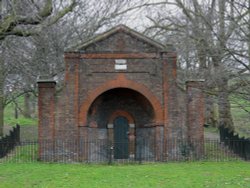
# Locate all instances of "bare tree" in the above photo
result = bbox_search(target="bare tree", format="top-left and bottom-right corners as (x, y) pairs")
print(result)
(0, 0), (157, 135)
(0, 0), (76, 136)
(145, 0), (250, 130)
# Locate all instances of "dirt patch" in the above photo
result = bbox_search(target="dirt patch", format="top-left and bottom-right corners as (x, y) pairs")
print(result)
(20, 126), (38, 141)
(3, 125), (13, 135)
(204, 127), (220, 140)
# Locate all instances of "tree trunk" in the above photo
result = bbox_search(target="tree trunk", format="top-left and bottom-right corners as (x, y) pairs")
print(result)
(23, 92), (31, 118)
(0, 51), (4, 137)
(205, 92), (218, 127)
(216, 0), (233, 130)
(217, 77), (233, 130)
(248, 0), (250, 68)
(15, 105), (18, 119)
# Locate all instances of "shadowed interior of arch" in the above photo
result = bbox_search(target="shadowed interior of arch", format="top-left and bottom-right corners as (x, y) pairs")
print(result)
(87, 88), (155, 128)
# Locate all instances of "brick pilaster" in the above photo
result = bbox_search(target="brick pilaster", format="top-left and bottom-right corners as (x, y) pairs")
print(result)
(37, 80), (56, 160)
(186, 80), (205, 157)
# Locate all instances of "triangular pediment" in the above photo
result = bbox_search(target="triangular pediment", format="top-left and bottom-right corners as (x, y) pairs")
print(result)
(72, 25), (169, 53)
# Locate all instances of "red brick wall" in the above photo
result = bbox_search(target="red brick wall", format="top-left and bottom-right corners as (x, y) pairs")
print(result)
(37, 81), (56, 160)
(186, 81), (205, 156)
(186, 81), (205, 140)
(37, 28), (205, 161)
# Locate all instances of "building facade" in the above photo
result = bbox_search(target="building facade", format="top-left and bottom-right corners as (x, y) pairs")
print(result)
(38, 25), (204, 162)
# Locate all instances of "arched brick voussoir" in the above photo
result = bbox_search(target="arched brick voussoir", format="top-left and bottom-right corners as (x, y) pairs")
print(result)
(108, 110), (135, 125)
(78, 74), (164, 126)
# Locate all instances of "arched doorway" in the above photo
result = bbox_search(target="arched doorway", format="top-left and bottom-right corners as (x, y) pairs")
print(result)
(113, 116), (129, 159)
(78, 75), (164, 126)
(86, 88), (157, 160)
(108, 110), (135, 159)
(87, 88), (155, 128)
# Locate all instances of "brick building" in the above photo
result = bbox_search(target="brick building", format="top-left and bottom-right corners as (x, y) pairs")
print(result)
(38, 25), (204, 162)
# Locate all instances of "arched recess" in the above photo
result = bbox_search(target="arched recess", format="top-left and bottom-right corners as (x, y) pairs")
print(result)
(108, 110), (135, 125)
(78, 74), (163, 126)
(107, 110), (136, 158)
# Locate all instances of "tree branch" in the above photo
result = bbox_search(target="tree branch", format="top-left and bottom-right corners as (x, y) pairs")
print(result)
(0, 0), (76, 40)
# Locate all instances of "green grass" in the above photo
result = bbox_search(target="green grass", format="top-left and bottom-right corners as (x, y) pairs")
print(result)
(4, 98), (37, 126)
(231, 98), (250, 138)
(204, 142), (238, 161)
(0, 144), (38, 163)
(4, 116), (37, 126)
(0, 162), (249, 188)
(204, 126), (219, 134)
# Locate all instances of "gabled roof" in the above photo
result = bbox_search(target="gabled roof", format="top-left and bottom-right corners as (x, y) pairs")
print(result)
(69, 24), (173, 52)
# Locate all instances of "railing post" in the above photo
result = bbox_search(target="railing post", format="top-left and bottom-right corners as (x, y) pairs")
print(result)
(138, 138), (143, 164)
(245, 140), (250, 161)
(108, 141), (113, 165)
(16, 124), (20, 144)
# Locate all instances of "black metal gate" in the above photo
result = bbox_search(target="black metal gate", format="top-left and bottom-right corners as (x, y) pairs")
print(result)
(114, 116), (129, 159)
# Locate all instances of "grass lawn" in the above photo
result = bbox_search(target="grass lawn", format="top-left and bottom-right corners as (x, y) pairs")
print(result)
(4, 96), (37, 127)
(231, 106), (250, 138)
(0, 162), (250, 188)
(230, 95), (250, 138)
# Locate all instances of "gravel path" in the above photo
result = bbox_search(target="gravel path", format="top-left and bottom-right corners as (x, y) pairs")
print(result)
(204, 128), (220, 140)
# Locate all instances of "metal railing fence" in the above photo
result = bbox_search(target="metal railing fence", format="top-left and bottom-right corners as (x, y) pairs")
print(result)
(0, 138), (248, 164)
